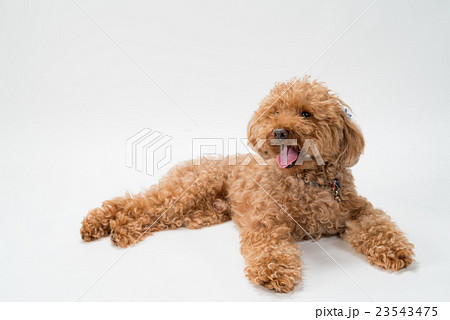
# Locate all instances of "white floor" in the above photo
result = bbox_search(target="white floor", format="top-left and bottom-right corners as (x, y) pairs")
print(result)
(1, 0), (449, 301)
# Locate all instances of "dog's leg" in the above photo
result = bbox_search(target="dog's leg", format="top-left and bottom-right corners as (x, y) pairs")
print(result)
(342, 199), (414, 271)
(240, 225), (302, 293)
(80, 196), (125, 242)
(81, 160), (231, 247)
(109, 197), (231, 247)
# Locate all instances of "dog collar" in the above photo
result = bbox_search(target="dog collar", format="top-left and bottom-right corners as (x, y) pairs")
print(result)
(302, 177), (342, 202)
(330, 179), (342, 202)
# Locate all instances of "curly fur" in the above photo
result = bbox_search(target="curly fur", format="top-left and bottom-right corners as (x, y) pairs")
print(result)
(81, 76), (414, 293)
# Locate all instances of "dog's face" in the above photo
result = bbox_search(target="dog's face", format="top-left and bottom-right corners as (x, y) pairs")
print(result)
(247, 78), (364, 173)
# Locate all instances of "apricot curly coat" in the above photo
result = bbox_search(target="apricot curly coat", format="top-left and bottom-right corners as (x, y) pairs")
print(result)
(81, 77), (414, 293)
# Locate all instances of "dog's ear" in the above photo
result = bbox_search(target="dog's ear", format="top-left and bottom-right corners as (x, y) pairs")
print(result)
(337, 112), (365, 167)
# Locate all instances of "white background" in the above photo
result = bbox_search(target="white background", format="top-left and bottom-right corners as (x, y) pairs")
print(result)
(1, 0), (449, 301)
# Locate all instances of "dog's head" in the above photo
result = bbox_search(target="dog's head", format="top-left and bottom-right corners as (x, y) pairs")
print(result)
(247, 77), (364, 173)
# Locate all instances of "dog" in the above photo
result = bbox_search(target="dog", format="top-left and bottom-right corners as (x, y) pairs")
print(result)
(81, 77), (414, 293)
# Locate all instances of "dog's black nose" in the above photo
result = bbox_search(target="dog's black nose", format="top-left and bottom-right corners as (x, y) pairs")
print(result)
(273, 128), (289, 140)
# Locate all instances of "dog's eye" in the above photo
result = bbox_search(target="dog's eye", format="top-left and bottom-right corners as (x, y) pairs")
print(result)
(272, 111), (279, 117)
(301, 111), (311, 118)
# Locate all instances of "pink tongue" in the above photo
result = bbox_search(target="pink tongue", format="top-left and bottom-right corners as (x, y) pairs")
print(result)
(276, 146), (298, 168)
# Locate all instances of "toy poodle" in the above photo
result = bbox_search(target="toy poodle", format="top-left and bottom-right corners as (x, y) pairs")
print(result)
(80, 77), (414, 293)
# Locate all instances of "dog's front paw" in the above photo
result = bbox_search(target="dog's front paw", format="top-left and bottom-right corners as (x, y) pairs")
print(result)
(245, 261), (302, 293)
(368, 241), (414, 272)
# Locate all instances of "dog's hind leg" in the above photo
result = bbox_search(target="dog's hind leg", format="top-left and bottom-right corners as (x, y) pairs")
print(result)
(110, 197), (231, 247)
(81, 159), (231, 247)
(109, 159), (231, 247)
(80, 196), (127, 242)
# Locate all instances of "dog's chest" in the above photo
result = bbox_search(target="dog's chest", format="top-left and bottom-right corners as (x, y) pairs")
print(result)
(283, 185), (347, 238)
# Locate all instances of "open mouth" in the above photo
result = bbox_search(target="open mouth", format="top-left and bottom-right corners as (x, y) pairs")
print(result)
(276, 145), (299, 168)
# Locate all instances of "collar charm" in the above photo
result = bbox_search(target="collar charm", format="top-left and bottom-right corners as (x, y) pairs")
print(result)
(330, 179), (341, 202)
(301, 176), (342, 203)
